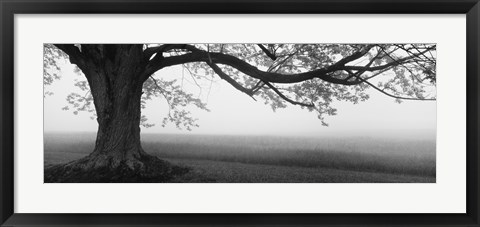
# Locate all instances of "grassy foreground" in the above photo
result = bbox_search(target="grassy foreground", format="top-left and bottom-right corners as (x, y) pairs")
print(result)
(44, 132), (436, 183)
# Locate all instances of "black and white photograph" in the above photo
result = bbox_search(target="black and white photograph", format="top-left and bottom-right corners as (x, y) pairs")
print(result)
(43, 43), (437, 183)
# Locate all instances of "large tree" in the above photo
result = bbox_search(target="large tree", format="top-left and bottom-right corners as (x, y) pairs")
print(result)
(44, 44), (436, 182)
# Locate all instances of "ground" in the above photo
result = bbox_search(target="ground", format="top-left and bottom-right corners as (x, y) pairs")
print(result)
(44, 132), (436, 183)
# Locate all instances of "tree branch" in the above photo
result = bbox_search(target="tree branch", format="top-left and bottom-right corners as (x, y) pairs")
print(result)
(143, 44), (435, 102)
(149, 76), (173, 118)
(54, 44), (87, 70)
(257, 44), (277, 60)
(205, 62), (257, 100)
(353, 75), (436, 101)
(262, 81), (315, 107)
(326, 45), (375, 71)
(143, 44), (172, 60)
(143, 44), (376, 86)
(343, 47), (434, 72)
(152, 51), (365, 85)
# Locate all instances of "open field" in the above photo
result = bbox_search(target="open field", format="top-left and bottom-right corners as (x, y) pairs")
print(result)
(44, 132), (436, 183)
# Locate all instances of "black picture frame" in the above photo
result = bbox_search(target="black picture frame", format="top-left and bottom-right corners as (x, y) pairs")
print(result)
(1, 0), (479, 226)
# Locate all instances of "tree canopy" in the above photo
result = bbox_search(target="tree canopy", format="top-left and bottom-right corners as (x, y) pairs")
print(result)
(44, 44), (436, 128)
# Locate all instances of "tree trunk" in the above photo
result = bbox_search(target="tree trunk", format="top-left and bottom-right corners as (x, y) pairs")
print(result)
(45, 45), (188, 182)
(82, 77), (148, 170)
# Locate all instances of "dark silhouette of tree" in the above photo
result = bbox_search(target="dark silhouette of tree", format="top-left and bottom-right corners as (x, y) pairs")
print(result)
(43, 44), (436, 182)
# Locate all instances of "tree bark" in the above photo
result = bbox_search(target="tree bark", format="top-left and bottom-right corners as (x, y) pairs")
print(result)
(83, 76), (147, 170)
(45, 45), (188, 182)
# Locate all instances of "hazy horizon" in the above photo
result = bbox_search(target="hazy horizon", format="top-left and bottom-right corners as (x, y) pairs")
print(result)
(43, 129), (436, 140)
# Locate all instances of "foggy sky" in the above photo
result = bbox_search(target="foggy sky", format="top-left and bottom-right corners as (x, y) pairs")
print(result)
(44, 59), (436, 139)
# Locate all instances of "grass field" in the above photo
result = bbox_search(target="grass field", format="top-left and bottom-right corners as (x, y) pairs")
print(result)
(44, 132), (436, 183)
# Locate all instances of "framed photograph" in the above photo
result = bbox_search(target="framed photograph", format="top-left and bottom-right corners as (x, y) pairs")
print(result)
(1, 0), (479, 226)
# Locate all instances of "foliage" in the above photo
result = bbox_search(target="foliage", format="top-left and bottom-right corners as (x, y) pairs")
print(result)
(43, 44), (68, 96)
(142, 76), (209, 130)
(44, 44), (436, 128)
